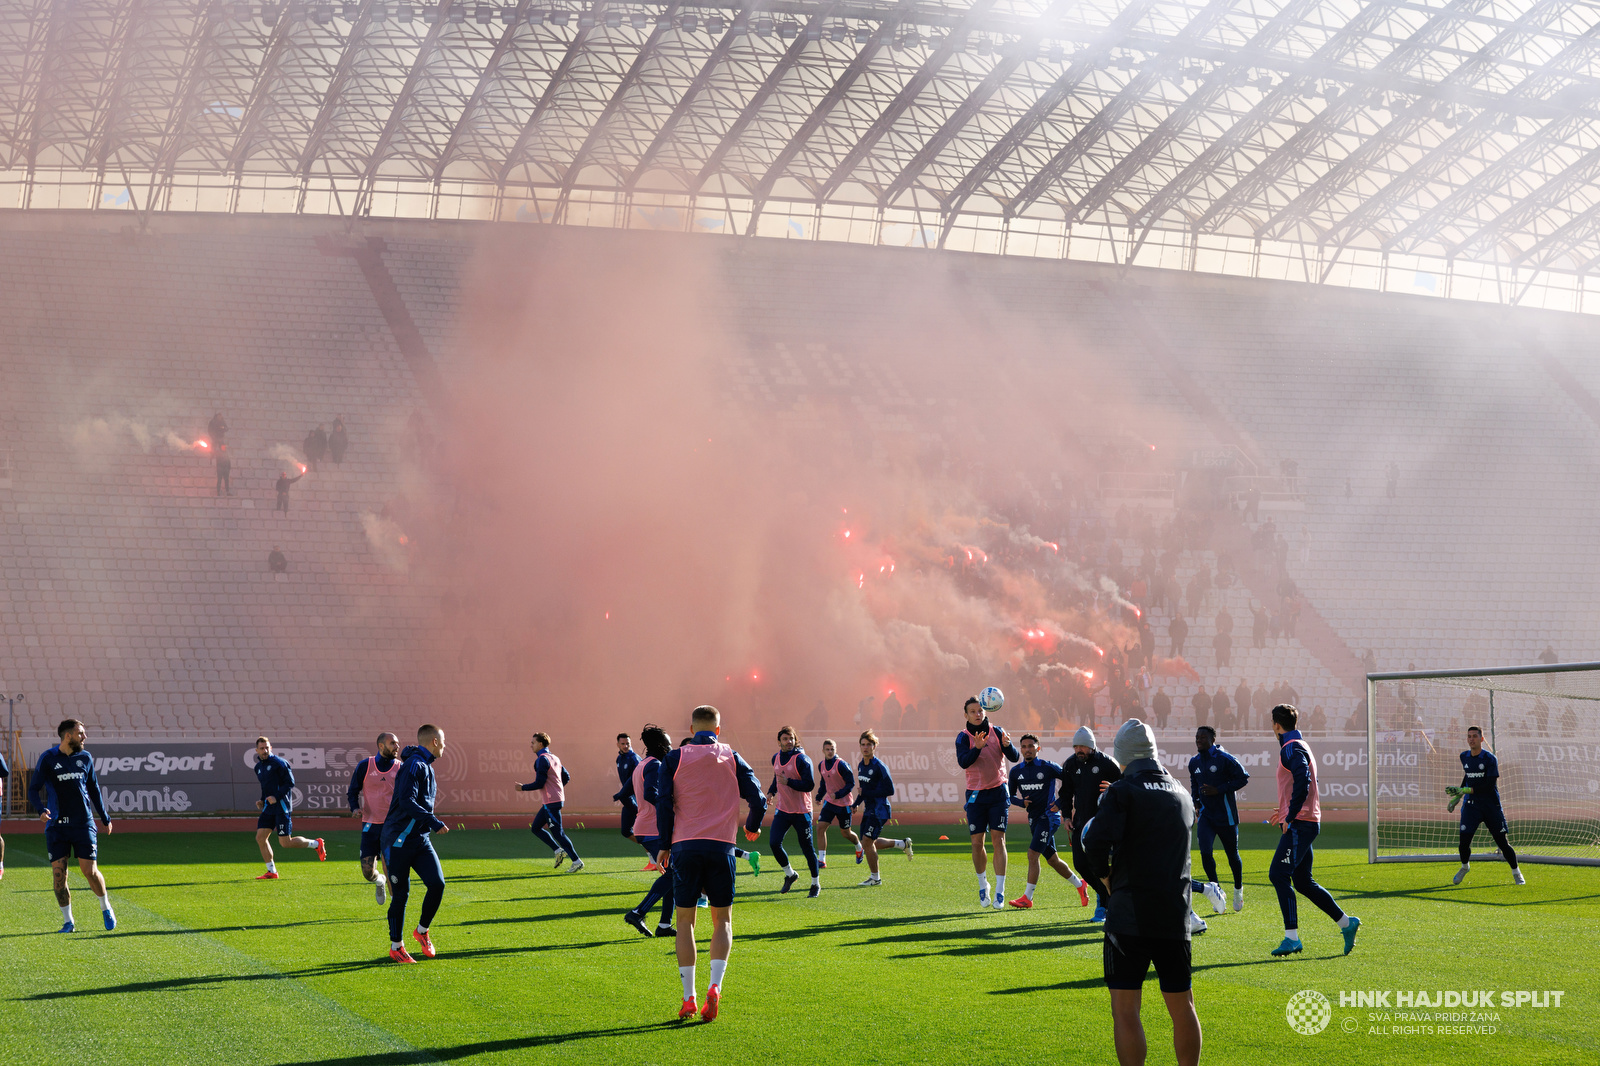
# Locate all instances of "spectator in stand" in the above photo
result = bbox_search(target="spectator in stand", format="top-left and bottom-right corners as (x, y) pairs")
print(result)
(1185, 575), (1204, 617)
(1151, 688), (1171, 729)
(267, 546), (287, 573)
(881, 691), (903, 731)
(329, 416), (349, 464)
(275, 469), (303, 514)
(1252, 685), (1271, 730)
(1234, 681), (1253, 732)
(1267, 611), (1281, 642)
(1560, 703), (1578, 735)
(1245, 486), (1260, 521)
(1140, 622), (1155, 667)
(1212, 630), (1231, 669)
(1215, 607), (1233, 640)
(1362, 649), (1379, 675)
(1398, 665), (1418, 723)
(304, 425), (328, 472)
(1538, 645), (1558, 666)
(1284, 596), (1302, 639)
(1212, 688), (1231, 733)
(1252, 606), (1268, 649)
(1346, 703), (1366, 733)
(208, 412), (228, 447)
(1191, 687), (1211, 727)
(1169, 615), (1188, 658)
(215, 443), (232, 497)
(1532, 697), (1550, 737)
(1307, 705), (1326, 734)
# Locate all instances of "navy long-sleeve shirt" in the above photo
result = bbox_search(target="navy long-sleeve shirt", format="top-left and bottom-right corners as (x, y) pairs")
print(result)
(955, 720), (1020, 769)
(1279, 729), (1313, 824)
(346, 752), (397, 812)
(31, 746), (109, 825)
(655, 731), (766, 849)
(1187, 745), (1249, 826)
(521, 752), (571, 794)
(381, 744), (445, 848)
(815, 756), (855, 803)
(767, 748), (815, 795)
(1008, 757), (1065, 818)
(254, 753), (295, 807)
(854, 756), (895, 807)
(614, 749), (640, 805)
(1459, 748), (1501, 800)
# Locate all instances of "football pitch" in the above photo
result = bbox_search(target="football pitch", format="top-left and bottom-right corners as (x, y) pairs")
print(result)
(0, 823), (1593, 1065)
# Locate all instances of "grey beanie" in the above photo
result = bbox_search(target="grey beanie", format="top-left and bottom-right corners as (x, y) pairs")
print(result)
(1072, 725), (1096, 749)
(1113, 718), (1158, 767)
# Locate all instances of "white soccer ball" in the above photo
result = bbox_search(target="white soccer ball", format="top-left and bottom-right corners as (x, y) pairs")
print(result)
(978, 686), (1005, 713)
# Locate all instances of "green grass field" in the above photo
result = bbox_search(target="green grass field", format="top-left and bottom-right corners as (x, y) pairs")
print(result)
(0, 822), (1594, 1065)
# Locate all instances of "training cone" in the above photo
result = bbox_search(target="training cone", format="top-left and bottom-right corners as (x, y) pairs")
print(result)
(938, 835), (949, 840)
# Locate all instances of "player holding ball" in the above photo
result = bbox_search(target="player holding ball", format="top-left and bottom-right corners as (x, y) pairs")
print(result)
(958, 687), (1020, 910)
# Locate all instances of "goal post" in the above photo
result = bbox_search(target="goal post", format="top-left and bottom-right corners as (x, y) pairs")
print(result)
(1367, 662), (1600, 866)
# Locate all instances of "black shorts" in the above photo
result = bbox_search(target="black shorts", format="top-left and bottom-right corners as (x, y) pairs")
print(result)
(670, 843), (737, 908)
(257, 804), (293, 836)
(1460, 798), (1508, 837)
(1104, 932), (1192, 993)
(818, 802), (853, 828)
(360, 822), (383, 859)
(620, 802), (639, 837)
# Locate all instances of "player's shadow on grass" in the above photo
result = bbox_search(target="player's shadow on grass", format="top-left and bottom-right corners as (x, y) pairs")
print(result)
(991, 975), (1106, 994)
(738, 912), (974, 942)
(872, 923), (1103, 959)
(311, 1021), (687, 1063)
(456, 907), (627, 926)
(1338, 884), (1600, 908)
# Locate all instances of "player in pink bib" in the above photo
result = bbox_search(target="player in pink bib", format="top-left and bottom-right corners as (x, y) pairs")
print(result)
(812, 738), (861, 868)
(1267, 704), (1359, 958)
(957, 696), (1020, 909)
(346, 731), (402, 905)
(766, 726), (821, 897)
(516, 732), (584, 873)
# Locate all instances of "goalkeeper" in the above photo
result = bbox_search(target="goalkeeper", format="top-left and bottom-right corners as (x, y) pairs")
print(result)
(1448, 725), (1524, 886)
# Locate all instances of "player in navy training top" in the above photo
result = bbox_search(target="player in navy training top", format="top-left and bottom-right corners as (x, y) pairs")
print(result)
(852, 730), (913, 886)
(1451, 725), (1523, 885)
(1187, 726), (1250, 911)
(615, 733), (641, 839)
(1006, 733), (1089, 909)
(381, 724), (451, 963)
(251, 736), (325, 878)
(28, 719), (115, 932)
(0, 746), (9, 880)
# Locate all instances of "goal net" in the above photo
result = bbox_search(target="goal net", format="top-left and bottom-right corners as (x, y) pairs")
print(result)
(1368, 663), (1600, 866)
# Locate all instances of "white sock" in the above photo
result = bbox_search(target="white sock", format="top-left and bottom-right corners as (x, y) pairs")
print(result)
(784, 865), (796, 877)
(1069, 871), (1084, 887)
(1285, 927), (1300, 939)
(679, 965), (696, 999)
(818, 851), (827, 863)
(1337, 915), (1352, 929)
(976, 872), (988, 890)
(811, 876), (820, 887)
(60, 904), (73, 922)
(709, 958), (727, 988)
(995, 875), (1006, 898)
(894, 839), (907, 850)
(266, 861), (276, 873)
(1025, 883), (1036, 900)
(416, 925), (428, 935)
(96, 892), (112, 912)
(391, 940), (403, 950)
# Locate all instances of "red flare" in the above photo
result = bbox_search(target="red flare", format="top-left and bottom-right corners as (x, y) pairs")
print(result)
(197, 440), (210, 450)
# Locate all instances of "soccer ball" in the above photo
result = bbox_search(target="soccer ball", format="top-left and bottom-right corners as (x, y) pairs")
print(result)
(978, 686), (1005, 713)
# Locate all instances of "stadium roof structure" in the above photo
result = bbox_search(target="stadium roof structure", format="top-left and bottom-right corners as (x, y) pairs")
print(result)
(8, 0), (1600, 309)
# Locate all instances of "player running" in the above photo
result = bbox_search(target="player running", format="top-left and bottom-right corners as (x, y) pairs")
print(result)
(813, 738), (861, 868)
(624, 725), (679, 938)
(347, 731), (401, 904)
(656, 705), (767, 1021)
(382, 724), (451, 963)
(1449, 725), (1524, 885)
(1066, 726), (1121, 922)
(251, 736), (326, 879)
(767, 726), (821, 897)
(615, 733), (641, 840)
(853, 730), (913, 886)
(1187, 726), (1249, 913)
(1006, 733), (1089, 910)
(958, 695), (1020, 909)
(516, 732), (584, 873)
(29, 720), (115, 932)
(1268, 705), (1360, 957)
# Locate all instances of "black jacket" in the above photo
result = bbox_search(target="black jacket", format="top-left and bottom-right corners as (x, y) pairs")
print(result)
(1064, 749), (1122, 830)
(1082, 758), (1195, 940)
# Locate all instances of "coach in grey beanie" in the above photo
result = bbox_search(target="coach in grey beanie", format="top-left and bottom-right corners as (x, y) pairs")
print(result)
(1113, 718), (1158, 767)
(1072, 725), (1096, 749)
